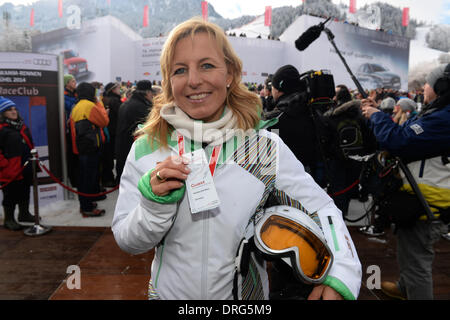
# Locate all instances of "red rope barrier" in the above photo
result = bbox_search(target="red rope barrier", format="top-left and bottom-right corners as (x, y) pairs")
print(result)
(329, 179), (360, 197)
(39, 162), (119, 197)
(0, 161), (29, 190)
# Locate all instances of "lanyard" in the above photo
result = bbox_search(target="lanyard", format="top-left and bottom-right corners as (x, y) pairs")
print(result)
(177, 134), (221, 177)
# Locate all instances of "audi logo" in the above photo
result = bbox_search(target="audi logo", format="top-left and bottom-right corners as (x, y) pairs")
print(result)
(33, 58), (52, 66)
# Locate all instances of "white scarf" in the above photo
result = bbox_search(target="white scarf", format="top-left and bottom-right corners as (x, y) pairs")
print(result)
(160, 103), (239, 146)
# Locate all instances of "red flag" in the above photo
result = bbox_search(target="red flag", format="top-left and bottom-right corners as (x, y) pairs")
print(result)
(349, 0), (356, 13)
(58, 0), (63, 18)
(107, 0), (111, 5)
(143, 5), (149, 27)
(30, 8), (34, 27)
(402, 7), (409, 26)
(264, 6), (272, 26)
(201, 1), (208, 21)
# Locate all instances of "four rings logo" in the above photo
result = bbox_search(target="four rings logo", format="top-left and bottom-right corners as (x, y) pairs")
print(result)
(33, 58), (52, 66)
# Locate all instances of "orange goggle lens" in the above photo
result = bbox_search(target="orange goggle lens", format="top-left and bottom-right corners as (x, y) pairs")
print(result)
(260, 215), (331, 279)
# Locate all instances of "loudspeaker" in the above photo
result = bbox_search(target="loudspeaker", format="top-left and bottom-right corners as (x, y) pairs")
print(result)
(433, 63), (450, 96)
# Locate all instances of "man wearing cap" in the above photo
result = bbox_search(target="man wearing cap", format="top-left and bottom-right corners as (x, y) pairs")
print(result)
(115, 80), (156, 180)
(267, 65), (324, 186)
(361, 64), (450, 300)
(0, 97), (36, 230)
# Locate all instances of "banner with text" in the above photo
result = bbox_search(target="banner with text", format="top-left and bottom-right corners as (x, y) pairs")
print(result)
(0, 51), (61, 179)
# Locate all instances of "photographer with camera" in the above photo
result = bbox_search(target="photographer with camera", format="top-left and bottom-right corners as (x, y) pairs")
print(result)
(266, 65), (325, 187)
(361, 63), (450, 300)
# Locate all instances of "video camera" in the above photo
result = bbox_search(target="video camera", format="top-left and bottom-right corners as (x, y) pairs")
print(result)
(300, 69), (336, 103)
(275, 69), (336, 111)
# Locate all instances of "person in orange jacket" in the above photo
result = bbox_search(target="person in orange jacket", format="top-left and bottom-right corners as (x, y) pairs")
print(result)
(69, 82), (109, 217)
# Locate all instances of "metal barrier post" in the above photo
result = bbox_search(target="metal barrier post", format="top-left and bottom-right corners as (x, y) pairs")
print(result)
(58, 54), (72, 200)
(24, 149), (52, 237)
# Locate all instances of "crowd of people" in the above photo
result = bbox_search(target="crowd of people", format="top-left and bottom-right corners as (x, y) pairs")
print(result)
(0, 17), (448, 301)
(0, 74), (163, 224)
(63, 75), (161, 217)
(258, 62), (450, 300)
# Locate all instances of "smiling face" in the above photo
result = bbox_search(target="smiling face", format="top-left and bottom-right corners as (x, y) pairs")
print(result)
(169, 32), (232, 123)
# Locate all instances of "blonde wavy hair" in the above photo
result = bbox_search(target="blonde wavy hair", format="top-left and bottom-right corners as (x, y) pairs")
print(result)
(136, 17), (262, 147)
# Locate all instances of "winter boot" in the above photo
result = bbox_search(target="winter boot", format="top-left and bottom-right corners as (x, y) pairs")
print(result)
(3, 205), (22, 231)
(18, 201), (37, 224)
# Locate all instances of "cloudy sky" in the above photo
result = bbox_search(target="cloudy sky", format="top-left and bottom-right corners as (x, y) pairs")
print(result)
(1, 0), (449, 24)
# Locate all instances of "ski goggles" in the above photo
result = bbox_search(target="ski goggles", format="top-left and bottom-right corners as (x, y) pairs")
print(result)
(254, 205), (333, 284)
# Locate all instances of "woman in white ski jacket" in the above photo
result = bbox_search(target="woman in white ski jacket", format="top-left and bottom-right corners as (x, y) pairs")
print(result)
(112, 18), (361, 300)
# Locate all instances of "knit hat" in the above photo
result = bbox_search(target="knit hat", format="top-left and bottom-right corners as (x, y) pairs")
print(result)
(379, 97), (395, 111)
(64, 74), (75, 87)
(104, 82), (120, 95)
(271, 65), (302, 95)
(396, 98), (417, 112)
(136, 80), (156, 92)
(0, 96), (16, 113)
(76, 82), (96, 102)
(425, 64), (448, 91)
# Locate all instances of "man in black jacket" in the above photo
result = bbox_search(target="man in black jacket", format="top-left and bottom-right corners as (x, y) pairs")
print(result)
(268, 65), (325, 186)
(115, 80), (156, 181)
(101, 82), (121, 187)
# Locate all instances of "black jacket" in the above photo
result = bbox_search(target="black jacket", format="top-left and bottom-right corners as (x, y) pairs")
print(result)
(115, 92), (152, 178)
(269, 93), (322, 167)
(102, 92), (122, 139)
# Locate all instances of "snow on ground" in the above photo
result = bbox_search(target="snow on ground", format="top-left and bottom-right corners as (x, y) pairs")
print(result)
(409, 26), (445, 69)
(226, 15), (270, 38)
(35, 190), (119, 227)
(0, 189), (118, 228)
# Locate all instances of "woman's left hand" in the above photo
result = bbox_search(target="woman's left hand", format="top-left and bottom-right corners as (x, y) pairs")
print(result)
(307, 284), (344, 300)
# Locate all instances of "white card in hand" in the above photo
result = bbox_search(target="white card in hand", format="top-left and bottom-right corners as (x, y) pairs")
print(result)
(183, 149), (220, 214)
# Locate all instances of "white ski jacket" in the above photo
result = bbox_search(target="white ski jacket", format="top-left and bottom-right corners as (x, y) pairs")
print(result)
(112, 126), (362, 300)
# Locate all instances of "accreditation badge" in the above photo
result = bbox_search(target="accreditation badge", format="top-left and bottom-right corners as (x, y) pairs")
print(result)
(184, 148), (220, 214)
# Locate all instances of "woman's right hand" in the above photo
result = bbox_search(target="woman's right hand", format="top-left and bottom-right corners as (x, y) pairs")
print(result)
(150, 155), (191, 196)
